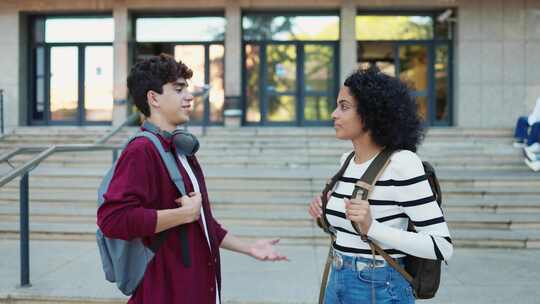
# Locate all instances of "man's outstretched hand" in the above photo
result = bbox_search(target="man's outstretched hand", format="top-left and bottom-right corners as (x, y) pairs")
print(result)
(249, 239), (289, 261)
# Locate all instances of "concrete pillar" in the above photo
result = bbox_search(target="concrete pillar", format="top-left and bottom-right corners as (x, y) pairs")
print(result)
(112, 3), (131, 126)
(0, 4), (20, 132)
(223, 0), (242, 127)
(525, 0), (540, 110)
(340, 0), (357, 84)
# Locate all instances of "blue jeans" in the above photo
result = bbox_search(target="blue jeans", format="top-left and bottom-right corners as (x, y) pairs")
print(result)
(514, 116), (540, 146)
(324, 252), (415, 304)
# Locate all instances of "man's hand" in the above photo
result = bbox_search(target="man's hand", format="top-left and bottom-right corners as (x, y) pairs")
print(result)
(344, 198), (372, 235)
(249, 239), (289, 261)
(175, 192), (202, 223)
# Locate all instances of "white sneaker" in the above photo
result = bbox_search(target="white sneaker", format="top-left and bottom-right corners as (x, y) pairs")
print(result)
(524, 148), (539, 162)
(525, 158), (540, 172)
(525, 143), (540, 153)
(513, 141), (526, 148)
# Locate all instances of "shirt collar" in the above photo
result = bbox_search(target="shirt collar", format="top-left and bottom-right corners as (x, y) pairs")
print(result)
(140, 126), (174, 152)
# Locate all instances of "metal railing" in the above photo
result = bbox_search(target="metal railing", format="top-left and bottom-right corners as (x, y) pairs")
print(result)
(0, 113), (139, 287)
(1, 89), (5, 135)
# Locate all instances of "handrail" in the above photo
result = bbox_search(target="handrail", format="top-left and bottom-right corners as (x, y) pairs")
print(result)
(0, 112), (139, 288)
(0, 89), (4, 135)
(1, 111), (139, 165)
(95, 112), (139, 144)
(0, 143), (121, 188)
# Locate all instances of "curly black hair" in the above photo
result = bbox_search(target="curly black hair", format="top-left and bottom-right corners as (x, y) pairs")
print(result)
(344, 66), (424, 152)
(127, 53), (193, 117)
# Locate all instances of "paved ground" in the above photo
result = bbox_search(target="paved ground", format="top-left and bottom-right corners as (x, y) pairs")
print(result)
(1, 240), (539, 303)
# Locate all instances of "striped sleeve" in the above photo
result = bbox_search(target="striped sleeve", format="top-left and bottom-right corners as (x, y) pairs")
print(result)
(366, 150), (454, 261)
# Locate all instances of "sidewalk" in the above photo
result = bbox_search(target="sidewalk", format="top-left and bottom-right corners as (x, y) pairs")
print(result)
(0, 240), (539, 303)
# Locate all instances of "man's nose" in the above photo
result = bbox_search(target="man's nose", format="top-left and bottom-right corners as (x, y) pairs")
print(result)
(184, 92), (194, 103)
(331, 108), (338, 120)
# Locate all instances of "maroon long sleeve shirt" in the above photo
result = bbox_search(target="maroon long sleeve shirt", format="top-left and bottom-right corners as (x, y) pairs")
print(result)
(97, 129), (228, 304)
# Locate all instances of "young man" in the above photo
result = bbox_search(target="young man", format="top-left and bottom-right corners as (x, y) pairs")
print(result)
(97, 54), (287, 304)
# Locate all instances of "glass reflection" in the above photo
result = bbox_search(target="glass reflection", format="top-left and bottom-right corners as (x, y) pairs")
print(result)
(137, 17), (225, 42)
(50, 47), (78, 121)
(209, 45), (225, 122)
(304, 45), (333, 92)
(245, 44), (261, 123)
(266, 44), (296, 93)
(356, 16), (433, 40)
(243, 15), (339, 41)
(85, 46), (113, 121)
(435, 45), (449, 121)
(304, 96), (331, 121)
(399, 45), (428, 91)
(175, 45), (206, 122)
(267, 95), (296, 122)
(46, 18), (114, 43)
(358, 42), (396, 76)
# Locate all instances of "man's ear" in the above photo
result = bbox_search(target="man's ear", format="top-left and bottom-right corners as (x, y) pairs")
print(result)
(147, 90), (160, 109)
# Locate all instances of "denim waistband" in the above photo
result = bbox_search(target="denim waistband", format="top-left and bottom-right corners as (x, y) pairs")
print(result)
(332, 249), (405, 271)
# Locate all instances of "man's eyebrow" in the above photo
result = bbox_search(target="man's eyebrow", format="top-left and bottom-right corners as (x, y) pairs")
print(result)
(337, 99), (350, 105)
(174, 81), (187, 88)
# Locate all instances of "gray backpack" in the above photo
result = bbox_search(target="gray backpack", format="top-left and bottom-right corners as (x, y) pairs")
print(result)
(96, 131), (190, 295)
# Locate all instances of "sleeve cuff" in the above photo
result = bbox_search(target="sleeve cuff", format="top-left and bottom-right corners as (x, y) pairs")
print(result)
(135, 208), (158, 237)
(215, 225), (228, 246)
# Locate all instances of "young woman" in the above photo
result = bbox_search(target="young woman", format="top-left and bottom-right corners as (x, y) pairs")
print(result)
(308, 67), (453, 304)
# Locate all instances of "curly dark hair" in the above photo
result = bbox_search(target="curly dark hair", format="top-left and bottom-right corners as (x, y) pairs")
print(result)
(127, 53), (193, 117)
(344, 66), (424, 152)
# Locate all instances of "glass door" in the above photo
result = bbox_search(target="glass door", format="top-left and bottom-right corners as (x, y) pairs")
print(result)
(397, 43), (430, 122)
(175, 45), (206, 123)
(264, 44), (297, 124)
(303, 44), (336, 124)
(358, 42), (434, 124)
(174, 44), (225, 125)
(48, 45), (113, 124)
(84, 46), (113, 121)
(49, 46), (79, 122)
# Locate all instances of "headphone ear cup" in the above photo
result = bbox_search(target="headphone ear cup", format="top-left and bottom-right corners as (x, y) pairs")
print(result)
(172, 130), (199, 156)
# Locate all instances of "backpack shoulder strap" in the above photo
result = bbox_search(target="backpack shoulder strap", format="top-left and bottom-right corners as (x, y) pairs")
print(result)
(318, 151), (356, 232)
(125, 131), (190, 266)
(351, 149), (394, 200)
(133, 131), (187, 196)
(349, 148), (415, 286)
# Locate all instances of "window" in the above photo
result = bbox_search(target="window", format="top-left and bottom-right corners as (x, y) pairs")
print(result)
(243, 15), (339, 41)
(136, 17), (225, 42)
(30, 16), (114, 125)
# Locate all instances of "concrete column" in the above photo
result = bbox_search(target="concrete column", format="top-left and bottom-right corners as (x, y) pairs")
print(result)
(112, 3), (131, 126)
(0, 4), (20, 132)
(525, 0), (540, 110)
(340, 0), (357, 84)
(223, 0), (242, 127)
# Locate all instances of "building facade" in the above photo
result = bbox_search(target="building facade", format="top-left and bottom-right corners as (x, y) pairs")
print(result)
(0, 0), (539, 130)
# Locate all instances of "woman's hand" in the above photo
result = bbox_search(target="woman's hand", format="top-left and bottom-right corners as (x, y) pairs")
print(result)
(249, 239), (289, 261)
(344, 198), (373, 235)
(308, 195), (323, 219)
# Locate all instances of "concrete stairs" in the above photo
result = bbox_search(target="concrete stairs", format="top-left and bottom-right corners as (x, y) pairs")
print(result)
(0, 126), (539, 249)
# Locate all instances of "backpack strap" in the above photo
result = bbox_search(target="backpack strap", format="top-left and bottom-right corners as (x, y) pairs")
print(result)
(127, 132), (191, 267)
(349, 148), (415, 285)
(318, 151), (356, 233)
(317, 151), (355, 304)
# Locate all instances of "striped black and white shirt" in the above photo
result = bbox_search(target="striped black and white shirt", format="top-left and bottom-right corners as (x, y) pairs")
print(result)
(325, 150), (453, 261)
